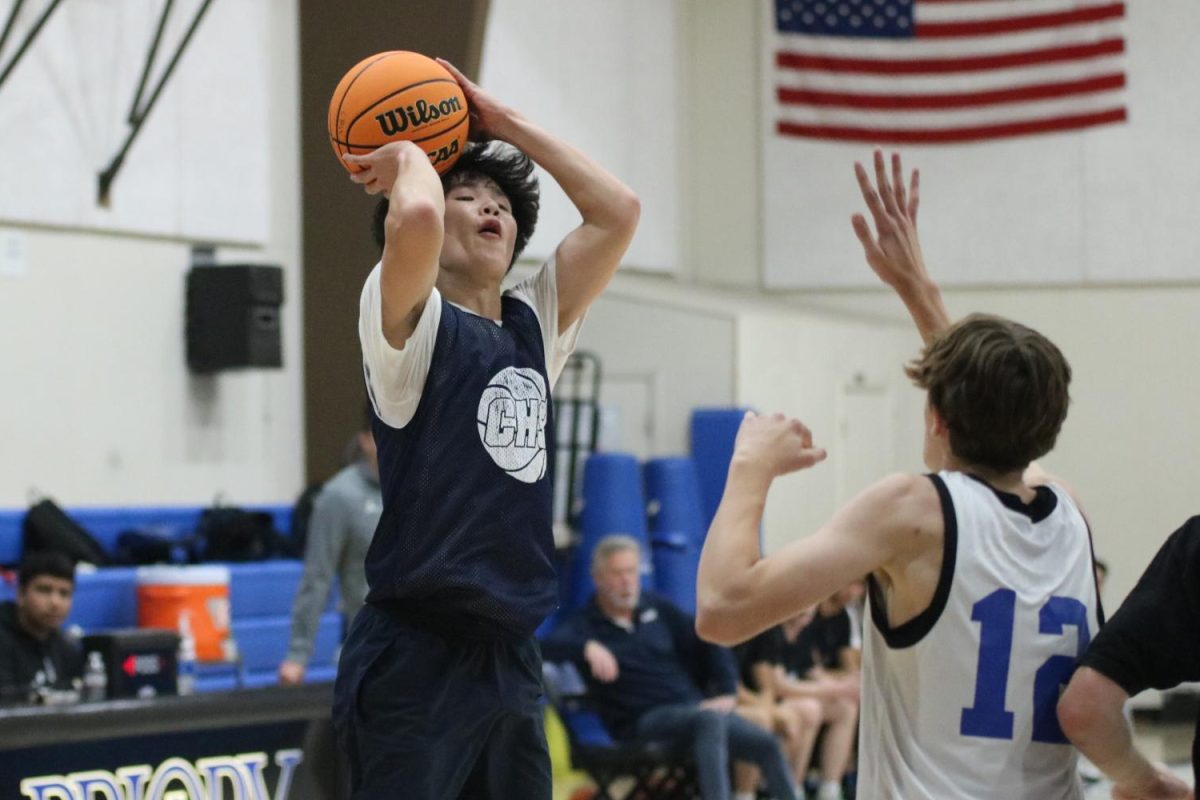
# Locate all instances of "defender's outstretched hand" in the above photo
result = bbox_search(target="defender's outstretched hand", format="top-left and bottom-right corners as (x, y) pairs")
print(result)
(732, 412), (827, 479)
(851, 149), (924, 290)
(436, 58), (516, 143)
(851, 149), (951, 342)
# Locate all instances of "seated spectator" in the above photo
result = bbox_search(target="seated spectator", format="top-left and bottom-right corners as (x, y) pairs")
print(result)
(736, 624), (822, 792)
(278, 407), (382, 686)
(0, 551), (83, 704)
(810, 581), (864, 674)
(765, 608), (860, 800)
(542, 534), (800, 800)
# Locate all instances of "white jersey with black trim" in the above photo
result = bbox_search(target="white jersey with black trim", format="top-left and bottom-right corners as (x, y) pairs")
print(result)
(859, 471), (1101, 800)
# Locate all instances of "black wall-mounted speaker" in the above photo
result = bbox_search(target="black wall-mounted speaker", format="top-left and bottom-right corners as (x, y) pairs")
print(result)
(186, 264), (284, 373)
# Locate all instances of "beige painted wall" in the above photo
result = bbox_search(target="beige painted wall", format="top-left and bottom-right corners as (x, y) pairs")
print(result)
(0, 1), (304, 507)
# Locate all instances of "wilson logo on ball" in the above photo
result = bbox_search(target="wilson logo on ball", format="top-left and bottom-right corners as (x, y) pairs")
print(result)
(375, 96), (464, 136)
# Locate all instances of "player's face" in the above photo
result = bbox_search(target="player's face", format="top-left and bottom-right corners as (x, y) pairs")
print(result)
(439, 178), (517, 282)
(18, 575), (73, 637)
(595, 549), (641, 612)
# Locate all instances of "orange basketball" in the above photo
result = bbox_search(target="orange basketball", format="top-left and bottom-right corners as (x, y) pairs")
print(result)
(328, 51), (469, 175)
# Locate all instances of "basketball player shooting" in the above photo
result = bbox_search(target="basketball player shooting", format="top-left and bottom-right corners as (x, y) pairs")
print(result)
(331, 59), (639, 798)
(696, 151), (1103, 799)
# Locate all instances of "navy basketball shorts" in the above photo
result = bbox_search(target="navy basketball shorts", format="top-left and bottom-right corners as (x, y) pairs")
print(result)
(333, 603), (551, 799)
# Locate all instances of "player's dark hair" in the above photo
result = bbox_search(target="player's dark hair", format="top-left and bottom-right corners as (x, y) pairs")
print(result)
(18, 551), (75, 589)
(371, 142), (540, 270)
(907, 314), (1071, 474)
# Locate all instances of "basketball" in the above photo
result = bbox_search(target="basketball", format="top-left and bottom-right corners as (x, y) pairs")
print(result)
(328, 51), (469, 175)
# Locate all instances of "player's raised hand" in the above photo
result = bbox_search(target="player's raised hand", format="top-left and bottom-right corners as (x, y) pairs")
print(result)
(733, 412), (827, 479)
(436, 58), (516, 143)
(343, 140), (426, 195)
(851, 149), (927, 291)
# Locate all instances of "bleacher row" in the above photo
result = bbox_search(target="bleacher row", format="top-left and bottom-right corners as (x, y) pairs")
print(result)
(0, 506), (342, 693)
(0, 408), (749, 700)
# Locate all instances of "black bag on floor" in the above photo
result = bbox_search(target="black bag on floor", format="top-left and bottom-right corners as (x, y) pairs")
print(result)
(194, 506), (284, 562)
(23, 499), (110, 566)
(113, 527), (194, 566)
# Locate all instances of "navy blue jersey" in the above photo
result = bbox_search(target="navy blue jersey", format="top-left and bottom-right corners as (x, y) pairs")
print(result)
(365, 293), (557, 639)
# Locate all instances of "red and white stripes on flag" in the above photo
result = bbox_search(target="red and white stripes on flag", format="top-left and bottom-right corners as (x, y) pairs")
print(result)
(772, 0), (1128, 144)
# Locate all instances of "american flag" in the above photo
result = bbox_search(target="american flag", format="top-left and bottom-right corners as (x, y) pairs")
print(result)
(772, 0), (1127, 144)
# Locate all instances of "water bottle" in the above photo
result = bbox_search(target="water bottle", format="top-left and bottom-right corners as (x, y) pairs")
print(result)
(177, 611), (197, 697)
(83, 652), (107, 702)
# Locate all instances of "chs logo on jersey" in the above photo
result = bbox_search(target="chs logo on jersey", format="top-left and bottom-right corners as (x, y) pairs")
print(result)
(476, 367), (548, 483)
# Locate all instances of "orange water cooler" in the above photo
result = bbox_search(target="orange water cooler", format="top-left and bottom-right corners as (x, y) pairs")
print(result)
(136, 565), (233, 662)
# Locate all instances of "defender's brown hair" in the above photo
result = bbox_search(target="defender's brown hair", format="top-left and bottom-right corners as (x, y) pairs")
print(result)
(906, 313), (1071, 473)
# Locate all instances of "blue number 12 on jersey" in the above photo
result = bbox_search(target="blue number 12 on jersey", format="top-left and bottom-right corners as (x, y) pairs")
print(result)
(960, 588), (1091, 744)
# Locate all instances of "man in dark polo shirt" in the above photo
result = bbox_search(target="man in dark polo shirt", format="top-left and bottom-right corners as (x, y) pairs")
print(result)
(1058, 516), (1198, 799)
(542, 535), (798, 800)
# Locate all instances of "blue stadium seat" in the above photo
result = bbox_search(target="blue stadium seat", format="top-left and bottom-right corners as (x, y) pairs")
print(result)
(0, 511), (22, 565)
(643, 457), (706, 543)
(228, 561), (298, 618)
(66, 567), (140, 632)
(225, 559), (338, 620)
(232, 612), (342, 687)
(650, 533), (700, 615)
(690, 408), (753, 532)
(195, 662), (240, 694)
(567, 453), (653, 610)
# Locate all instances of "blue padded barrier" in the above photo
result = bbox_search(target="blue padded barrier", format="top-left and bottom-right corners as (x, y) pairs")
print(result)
(643, 457), (706, 543)
(66, 567), (140, 632)
(0, 512), (20, 565)
(690, 408), (752, 535)
(224, 560), (335, 618)
(567, 453), (653, 611)
(650, 533), (700, 615)
(195, 662), (240, 694)
(232, 611), (341, 679)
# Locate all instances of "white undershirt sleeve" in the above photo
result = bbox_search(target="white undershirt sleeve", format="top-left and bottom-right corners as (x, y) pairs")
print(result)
(358, 264), (442, 429)
(506, 255), (585, 389)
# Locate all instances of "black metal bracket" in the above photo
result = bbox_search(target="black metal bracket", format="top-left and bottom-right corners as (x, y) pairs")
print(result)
(0, 0), (64, 94)
(97, 0), (216, 206)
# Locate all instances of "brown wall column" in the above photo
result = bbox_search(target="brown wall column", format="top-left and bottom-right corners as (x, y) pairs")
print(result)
(299, 1), (490, 483)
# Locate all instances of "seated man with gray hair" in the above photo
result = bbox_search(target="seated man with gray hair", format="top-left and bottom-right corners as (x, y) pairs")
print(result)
(542, 534), (800, 800)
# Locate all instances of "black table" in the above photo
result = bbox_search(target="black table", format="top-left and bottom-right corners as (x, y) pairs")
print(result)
(0, 684), (342, 800)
